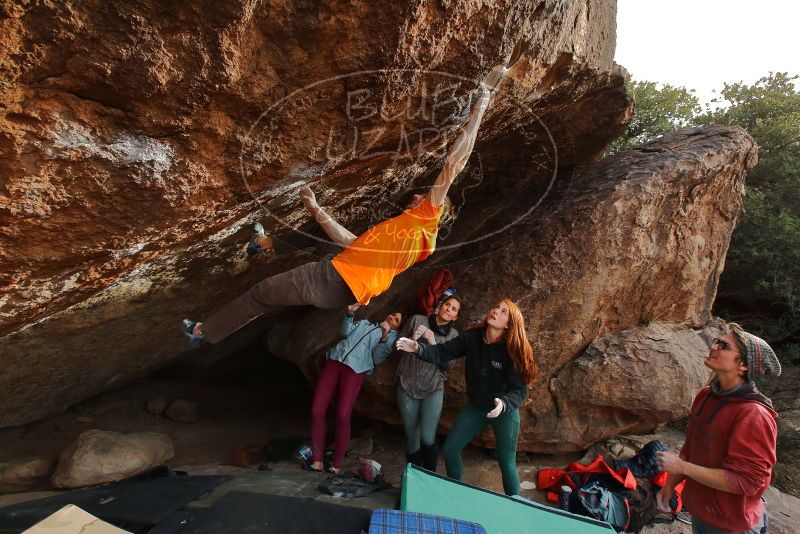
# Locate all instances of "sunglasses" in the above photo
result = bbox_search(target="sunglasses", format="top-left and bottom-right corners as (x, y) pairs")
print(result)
(710, 337), (735, 351)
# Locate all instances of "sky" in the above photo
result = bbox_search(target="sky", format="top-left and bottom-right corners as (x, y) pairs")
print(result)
(615, 0), (800, 105)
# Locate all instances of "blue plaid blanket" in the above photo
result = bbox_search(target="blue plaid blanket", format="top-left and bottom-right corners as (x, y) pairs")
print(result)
(368, 509), (487, 534)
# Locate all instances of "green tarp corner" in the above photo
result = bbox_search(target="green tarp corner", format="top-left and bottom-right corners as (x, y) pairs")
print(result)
(400, 464), (615, 534)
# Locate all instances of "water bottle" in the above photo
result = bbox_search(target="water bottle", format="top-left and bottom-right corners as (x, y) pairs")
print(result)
(559, 485), (572, 511)
(295, 443), (312, 467)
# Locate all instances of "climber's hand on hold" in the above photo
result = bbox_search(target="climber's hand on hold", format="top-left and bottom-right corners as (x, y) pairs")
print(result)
(300, 186), (319, 215)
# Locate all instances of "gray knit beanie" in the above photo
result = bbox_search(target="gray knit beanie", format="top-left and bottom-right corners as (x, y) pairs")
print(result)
(728, 323), (782, 380)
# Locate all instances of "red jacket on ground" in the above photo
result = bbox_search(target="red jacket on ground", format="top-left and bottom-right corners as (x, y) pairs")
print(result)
(681, 385), (778, 532)
(538, 454), (637, 492)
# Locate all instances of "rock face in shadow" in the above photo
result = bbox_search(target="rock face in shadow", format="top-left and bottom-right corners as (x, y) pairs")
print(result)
(0, 457), (54, 493)
(1, 1), (630, 428)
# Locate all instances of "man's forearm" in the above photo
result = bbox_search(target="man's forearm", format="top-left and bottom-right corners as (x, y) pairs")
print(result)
(681, 462), (733, 493)
(430, 85), (492, 204)
(660, 451), (733, 493)
(449, 88), (489, 165)
(310, 206), (357, 246)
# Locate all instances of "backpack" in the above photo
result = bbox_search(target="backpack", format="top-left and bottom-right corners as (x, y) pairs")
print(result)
(570, 480), (631, 532)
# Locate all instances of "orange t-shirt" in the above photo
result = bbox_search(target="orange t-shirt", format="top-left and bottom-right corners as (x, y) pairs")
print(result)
(331, 198), (443, 305)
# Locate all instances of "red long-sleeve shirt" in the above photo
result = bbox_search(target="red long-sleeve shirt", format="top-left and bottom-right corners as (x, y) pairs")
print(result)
(681, 386), (778, 532)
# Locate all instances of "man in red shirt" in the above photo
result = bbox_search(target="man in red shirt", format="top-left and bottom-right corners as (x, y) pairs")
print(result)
(656, 323), (782, 534)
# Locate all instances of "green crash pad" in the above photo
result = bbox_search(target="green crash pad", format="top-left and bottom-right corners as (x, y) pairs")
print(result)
(401, 465), (615, 534)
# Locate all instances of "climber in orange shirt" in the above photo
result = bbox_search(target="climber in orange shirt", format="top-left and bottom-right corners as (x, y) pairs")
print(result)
(182, 63), (509, 346)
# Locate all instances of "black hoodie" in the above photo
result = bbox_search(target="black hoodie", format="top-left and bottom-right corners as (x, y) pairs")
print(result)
(417, 329), (528, 412)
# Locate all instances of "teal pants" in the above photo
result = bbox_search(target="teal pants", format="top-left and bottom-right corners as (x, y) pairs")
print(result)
(396, 385), (444, 453)
(442, 402), (521, 495)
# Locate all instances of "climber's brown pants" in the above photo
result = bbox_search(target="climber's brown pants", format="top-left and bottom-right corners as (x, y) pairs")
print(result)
(202, 256), (355, 344)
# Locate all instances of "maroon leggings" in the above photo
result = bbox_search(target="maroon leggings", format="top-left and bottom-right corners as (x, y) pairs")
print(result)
(311, 359), (366, 469)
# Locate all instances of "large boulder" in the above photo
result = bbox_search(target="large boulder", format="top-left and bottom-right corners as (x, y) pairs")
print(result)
(0, 0), (630, 428)
(550, 322), (715, 450)
(760, 366), (800, 497)
(50, 429), (174, 488)
(762, 366), (800, 433)
(0, 456), (54, 493)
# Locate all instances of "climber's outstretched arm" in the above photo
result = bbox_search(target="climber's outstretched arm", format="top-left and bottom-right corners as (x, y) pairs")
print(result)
(300, 186), (358, 247)
(429, 64), (507, 207)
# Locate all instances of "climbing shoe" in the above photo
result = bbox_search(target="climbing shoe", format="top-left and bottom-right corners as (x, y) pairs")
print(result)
(180, 319), (205, 348)
(246, 222), (267, 256)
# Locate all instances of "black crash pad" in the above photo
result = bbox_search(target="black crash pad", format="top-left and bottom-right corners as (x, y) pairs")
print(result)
(0, 475), (228, 533)
(181, 491), (372, 534)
